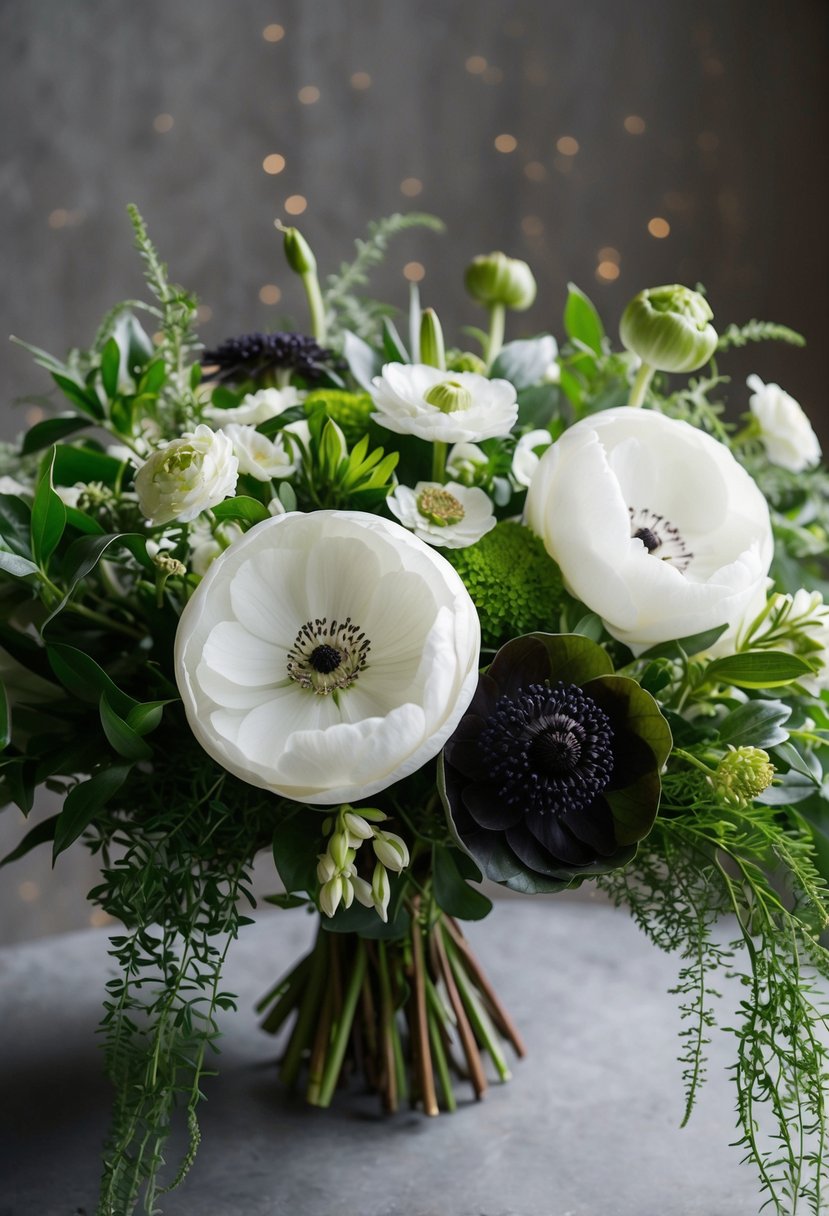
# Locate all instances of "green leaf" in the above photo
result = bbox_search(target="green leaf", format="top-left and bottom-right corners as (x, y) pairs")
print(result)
(718, 700), (792, 750)
(212, 496), (269, 526)
(0, 679), (9, 750)
(381, 317), (409, 363)
(432, 845), (492, 920)
(51, 371), (104, 420)
(262, 892), (310, 909)
(564, 283), (605, 356)
(572, 613), (605, 642)
(100, 337), (121, 399)
(53, 764), (131, 859)
(639, 623), (729, 661)
(771, 741), (821, 785)
(21, 414), (92, 455)
(487, 632), (614, 689)
(52, 444), (125, 489)
(706, 650), (813, 689)
(0, 814), (60, 868)
(31, 448), (66, 568)
(0, 494), (33, 557)
(44, 531), (150, 626)
(99, 694), (152, 761)
(47, 643), (137, 718)
(490, 335), (558, 390)
(126, 699), (175, 736)
(0, 551), (39, 579)
(63, 506), (106, 536)
(272, 807), (322, 895)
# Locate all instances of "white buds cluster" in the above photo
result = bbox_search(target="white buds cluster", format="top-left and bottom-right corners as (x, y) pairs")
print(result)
(315, 807), (410, 924)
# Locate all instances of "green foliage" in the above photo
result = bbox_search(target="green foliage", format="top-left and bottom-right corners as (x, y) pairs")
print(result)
(717, 320), (806, 351)
(322, 213), (445, 342)
(288, 408), (398, 510)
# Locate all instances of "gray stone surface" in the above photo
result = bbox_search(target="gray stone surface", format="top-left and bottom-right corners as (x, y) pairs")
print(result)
(0, 901), (765, 1215)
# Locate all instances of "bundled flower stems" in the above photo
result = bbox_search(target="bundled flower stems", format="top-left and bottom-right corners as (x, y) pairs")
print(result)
(2, 206), (828, 1216)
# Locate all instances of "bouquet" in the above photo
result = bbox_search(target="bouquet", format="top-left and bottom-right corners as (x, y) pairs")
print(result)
(2, 206), (828, 1216)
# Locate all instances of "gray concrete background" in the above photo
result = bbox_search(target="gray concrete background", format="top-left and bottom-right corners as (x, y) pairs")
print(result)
(1, 0), (828, 942)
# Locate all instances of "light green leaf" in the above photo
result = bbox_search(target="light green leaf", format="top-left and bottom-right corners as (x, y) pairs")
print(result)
(100, 336), (121, 399)
(212, 496), (269, 526)
(564, 283), (605, 355)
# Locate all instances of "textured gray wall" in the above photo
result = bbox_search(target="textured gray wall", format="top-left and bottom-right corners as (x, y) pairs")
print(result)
(1, 0), (827, 941)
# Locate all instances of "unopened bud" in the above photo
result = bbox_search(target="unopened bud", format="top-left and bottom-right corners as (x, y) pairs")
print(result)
(465, 252), (537, 311)
(319, 876), (342, 918)
(620, 285), (717, 373)
(446, 442), (488, 487)
(373, 830), (410, 873)
(340, 874), (355, 910)
(152, 553), (187, 577)
(420, 309), (446, 370)
(371, 862), (391, 923)
(329, 830), (350, 871)
(316, 853), (337, 884)
(282, 225), (317, 276)
(446, 349), (487, 376)
(343, 811), (375, 841)
(351, 874), (374, 908)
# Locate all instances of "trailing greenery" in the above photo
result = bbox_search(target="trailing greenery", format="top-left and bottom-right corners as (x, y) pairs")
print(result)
(717, 320), (806, 351)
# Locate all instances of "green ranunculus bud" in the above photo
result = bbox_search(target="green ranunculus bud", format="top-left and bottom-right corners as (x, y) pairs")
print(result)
(420, 308), (446, 370)
(283, 225), (317, 276)
(424, 379), (473, 414)
(464, 252), (537, 311)
(620, 284), (717, 373)
(445, 348), (487, 375)
(712, 746), (775, 808)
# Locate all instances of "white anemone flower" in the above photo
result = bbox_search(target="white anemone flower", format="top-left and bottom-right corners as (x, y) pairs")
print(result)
(134, 425), (238, 525)
(175, 510), (481, 805)
(205, 386), (303, 428)
(511, 429), (553, 488)
(221, 423), (297, 481)
(370, 363), (518, 444)
(525, 407), (774, 652)
(387, 481), (496, 549)
(747, 375), (821, 473)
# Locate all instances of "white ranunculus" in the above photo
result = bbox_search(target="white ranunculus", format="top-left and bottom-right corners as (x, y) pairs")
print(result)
(370, 363), (518, 444)
(511, 429), (553, 488)
(175, 510), (481, 805)
(387, 481), (496, 549)
(134, 425), (238, 525)
(205, 386), (303, 428)
(747, 374), (822, 473)
(525, 407), (774, 651)
(222, 423), (297, 482)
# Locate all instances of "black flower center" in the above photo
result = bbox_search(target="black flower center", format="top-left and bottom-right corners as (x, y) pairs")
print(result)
(628, 506), (693, 573)
(287, 617), (370, 694)
(478, 682), (615, 816)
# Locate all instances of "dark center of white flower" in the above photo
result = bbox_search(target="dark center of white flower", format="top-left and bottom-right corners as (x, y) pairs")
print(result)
(417, 486), (466, 527)
(287, 617), (370, 694)
(628, 507), (693, 574)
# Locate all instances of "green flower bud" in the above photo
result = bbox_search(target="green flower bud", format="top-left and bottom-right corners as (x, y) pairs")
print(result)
(343, 811), (374, 841)
(372, 830), (410, 873)
(371, 862), (391, 923)
(283, 226), (317, 275)
(445, 348), (487, 375)
(319, 876), (342, 918)
(329, 830), (350, 870)
(712, 746), (775, 808)
(465, 252), (537, 311)
(620, 285), (717, 373)
(420, 308), (446, 370)
(424, 379), (472, 414)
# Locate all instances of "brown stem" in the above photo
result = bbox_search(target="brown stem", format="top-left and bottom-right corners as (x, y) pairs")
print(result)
(409, 898), (439, 1116)
(376, 940), (399, 1113)
(444, 917), (526, 1058)
(359, 962), (379, 1090)
(433, 919), (488, 1099)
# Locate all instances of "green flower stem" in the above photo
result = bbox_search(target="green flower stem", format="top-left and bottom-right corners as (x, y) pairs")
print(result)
(431, 440), (448, 484)
(425, 973), (457, 1112)
(306, 962), (338, 1105)
(433, 919), (487, 1098)
(485, 303), (506, 369)
(280, 928), (329, 1088)
(316, 938), (367, 1108)
(444, 931), (511, 1081)
(673, 748), (716, 777)
(443, 916), (526, 1057)
(302, 270), (328, 345)
(257, 954), (311, 1028)
(410, 902), (439, 1116)
(628, 361), (655, 408)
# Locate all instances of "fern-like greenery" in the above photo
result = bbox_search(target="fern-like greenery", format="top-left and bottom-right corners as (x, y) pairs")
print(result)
(718, 320), (806, 351)
(598, 772), (829, 1214)
(322, 212), (445, 341)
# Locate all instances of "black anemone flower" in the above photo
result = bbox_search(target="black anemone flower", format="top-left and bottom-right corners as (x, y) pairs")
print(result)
(201, 331), (345, 386)
(439, 633), (672, 893)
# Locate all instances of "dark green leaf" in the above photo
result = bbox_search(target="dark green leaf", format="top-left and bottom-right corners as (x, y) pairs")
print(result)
(564, 283), (605, 355)
(0, 494), (33, 557)
(706, 650), (813, 689)
(487, 632), (614, 690)
(31, 449), (66, 568)
(322, 886), (410, 939)
(0, 814), (59, 868)
(272, 807), (322, 894)
(53, 764), (131, 859)
(212, 496), (269, 526)
(44, 531), (149, 626)
(432, 845), (492, 920)
(63, 507), (106, 536)
(262, 892), (310, 909)
(126, 699), (175, 736)
(100, 337), (121, 399)
(137, 357), (166, 394)
(516, 384), (559, 429)
(0, 679), (9, 750)
(381, 317), (409, 363)
(47, 643), (137, 718)
(718, 700), (792, 750)
(639, 623), (729, 661)
(21, 415), (91, 456)
(53, 445), (125, 489)
(99, 694), (152, 761)
(50, 372), (104, 420)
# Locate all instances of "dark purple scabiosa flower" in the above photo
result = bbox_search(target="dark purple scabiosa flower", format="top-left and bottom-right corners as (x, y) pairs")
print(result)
(201, 331), (345, 386)
(439, 633), (672, 893)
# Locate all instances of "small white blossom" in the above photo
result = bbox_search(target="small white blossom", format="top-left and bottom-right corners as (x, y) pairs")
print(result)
(343, 811), (375, 841)
(135, 425), (238, 525)
(372, 830), (410, 873)
(55, 483), (83, 508)
(511, 429), (553, 489)
(188, 518), (243, 577)
(747, 375), (821, 473)
(387, 481), (496, 549)
(446, 443), (489, 487)
(370, 363), (518, 444)
(351, 873), (375, 909)
(222, 423), (296, 482)
(205, 386), (303, 428)
(319, 876), (343, 918)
